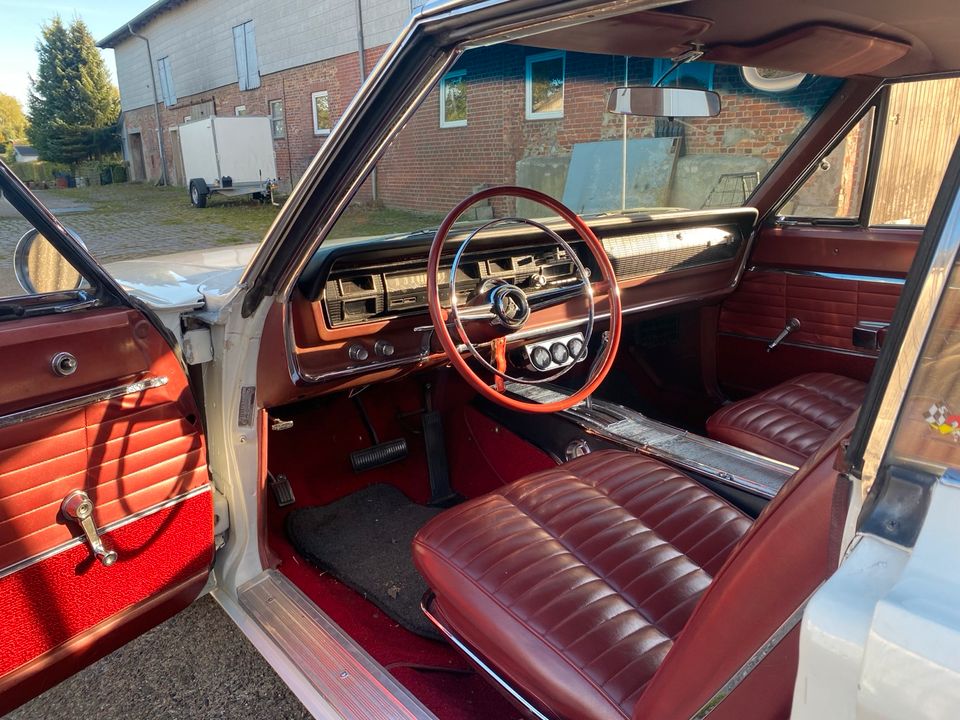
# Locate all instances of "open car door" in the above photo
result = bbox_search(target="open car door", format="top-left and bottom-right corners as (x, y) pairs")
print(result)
(0, 167), (214, 714)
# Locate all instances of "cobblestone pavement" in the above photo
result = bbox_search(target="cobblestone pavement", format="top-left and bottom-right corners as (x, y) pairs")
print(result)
(0, 184), (279, 296)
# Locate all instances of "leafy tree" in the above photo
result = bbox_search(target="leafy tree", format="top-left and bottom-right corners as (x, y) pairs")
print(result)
(0, 93), (28, 152)
(27, 16), (120, 165)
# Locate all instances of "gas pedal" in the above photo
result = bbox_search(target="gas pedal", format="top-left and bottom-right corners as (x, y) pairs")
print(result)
(269, 472), (296, 507)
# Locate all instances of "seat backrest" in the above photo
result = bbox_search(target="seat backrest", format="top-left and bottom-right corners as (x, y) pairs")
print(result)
(632, 415), (855, 720)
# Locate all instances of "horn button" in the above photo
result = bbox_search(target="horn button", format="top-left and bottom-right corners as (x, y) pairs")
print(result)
(490, 284), (531, 328)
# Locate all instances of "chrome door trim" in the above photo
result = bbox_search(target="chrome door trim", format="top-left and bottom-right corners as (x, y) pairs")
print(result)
(718, 331), (882, 360)
(746, 266), (906, 285)
(0, 484), (211, 581)
(0, 376), (168, 430)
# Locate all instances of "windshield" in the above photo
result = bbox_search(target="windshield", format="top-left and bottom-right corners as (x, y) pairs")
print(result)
(328, 45), (841, 239)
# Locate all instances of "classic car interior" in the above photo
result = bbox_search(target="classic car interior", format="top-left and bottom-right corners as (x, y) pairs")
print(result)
(241, 1), (960, 718)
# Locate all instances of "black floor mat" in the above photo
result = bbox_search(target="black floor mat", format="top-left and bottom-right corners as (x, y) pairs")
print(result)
(286, 484), (444, 640)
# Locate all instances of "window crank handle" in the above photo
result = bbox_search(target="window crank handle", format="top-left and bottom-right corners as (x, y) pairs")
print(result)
(767, 318), (800, 352)
(61, 490), (118, 566)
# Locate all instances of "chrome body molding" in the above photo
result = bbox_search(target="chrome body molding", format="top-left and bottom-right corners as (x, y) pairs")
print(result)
(421, 592), (551, 720)
(746, 265), (906, 285)
(507, 382), (796, 499)
(690, 589), (817, 719)
(0, 375), (169, 431)
(238, 570), (436, 720)
(0, 484), (211, 581)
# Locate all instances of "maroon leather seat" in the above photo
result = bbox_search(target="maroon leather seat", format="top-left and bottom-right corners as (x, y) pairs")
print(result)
(706, 372), (865, 465)
(413, 451), (752, 720)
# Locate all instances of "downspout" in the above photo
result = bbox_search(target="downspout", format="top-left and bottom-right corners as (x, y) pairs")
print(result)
(128, 23), (169, 186)
(355, 0), (377, 201)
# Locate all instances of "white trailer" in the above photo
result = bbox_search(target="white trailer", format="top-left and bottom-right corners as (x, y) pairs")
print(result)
(178, 116), (279, 207)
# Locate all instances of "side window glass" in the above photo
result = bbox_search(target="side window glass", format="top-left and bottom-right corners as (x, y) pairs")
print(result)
(779, 108), (875, 220)
(870, 77), (960, 226)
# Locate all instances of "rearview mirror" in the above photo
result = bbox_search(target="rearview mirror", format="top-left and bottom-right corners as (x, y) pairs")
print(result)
(607, 86), (721, 118)
(14, 228), (84, 294)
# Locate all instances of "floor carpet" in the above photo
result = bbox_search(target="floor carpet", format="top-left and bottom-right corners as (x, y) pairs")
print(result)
(286, 483), (443, 639)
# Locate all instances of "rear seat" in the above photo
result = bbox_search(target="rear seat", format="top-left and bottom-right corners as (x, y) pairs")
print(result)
(706, 372), (866, 466)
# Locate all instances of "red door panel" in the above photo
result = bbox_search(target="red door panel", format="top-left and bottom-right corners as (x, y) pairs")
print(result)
(0, 307), (213, 714)
(717, 225), (916, 396)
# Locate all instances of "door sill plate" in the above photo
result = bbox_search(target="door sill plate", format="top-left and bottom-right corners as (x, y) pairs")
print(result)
(237, 570), (435, 720)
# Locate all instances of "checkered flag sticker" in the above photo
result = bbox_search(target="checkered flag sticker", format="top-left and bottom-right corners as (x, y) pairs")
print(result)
(926, 403), (948, 428)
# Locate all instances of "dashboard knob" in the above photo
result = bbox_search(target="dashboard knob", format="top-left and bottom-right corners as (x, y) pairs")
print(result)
(550, 342), (570, 365)
(347, 344), (369, 361)
(374, 340), (395, 357)
(530, 345), (552, 371)
(567, 337), (585, 361)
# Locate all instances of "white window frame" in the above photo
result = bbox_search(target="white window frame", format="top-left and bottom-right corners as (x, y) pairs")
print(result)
(234, 105), (246, 116)
(233, 20), (261, 91)
(525, 50), (565, 121)
(439, 70), (467, 128)
(269, 100), (285, 139)
(157, 56), (176, 107)
(311, 91), (331, 136)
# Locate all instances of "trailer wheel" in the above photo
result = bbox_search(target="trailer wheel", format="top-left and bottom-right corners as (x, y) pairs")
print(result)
(189, 179), (209, 208)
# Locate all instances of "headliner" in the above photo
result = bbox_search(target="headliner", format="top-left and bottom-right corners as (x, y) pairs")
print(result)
(523, 0), (960, 78)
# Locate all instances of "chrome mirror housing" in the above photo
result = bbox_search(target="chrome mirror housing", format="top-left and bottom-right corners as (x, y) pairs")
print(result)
(14, 227), (85, 294)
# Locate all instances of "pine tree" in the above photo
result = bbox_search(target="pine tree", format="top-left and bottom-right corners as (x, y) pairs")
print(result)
(27, 16), (120, 165)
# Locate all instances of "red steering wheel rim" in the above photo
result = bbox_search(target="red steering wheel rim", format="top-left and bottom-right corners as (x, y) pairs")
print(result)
(426, 186), (622, 413)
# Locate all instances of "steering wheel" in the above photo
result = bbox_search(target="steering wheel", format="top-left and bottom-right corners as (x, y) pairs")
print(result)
(426, 186), (622, 413)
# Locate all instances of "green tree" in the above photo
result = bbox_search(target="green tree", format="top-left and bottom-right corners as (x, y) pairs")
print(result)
(27, 16), (120, 165)
(0, 93), (28, 152)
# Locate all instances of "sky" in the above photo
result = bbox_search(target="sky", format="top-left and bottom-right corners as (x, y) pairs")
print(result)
(0, 0), (155, 107)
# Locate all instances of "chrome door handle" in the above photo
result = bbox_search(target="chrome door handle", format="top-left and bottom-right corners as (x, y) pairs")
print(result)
(767, 318), (800, 352)
(61, 490), (118, 566)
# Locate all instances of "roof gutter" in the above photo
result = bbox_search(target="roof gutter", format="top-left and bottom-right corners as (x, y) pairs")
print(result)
(127, 23), (169, 187)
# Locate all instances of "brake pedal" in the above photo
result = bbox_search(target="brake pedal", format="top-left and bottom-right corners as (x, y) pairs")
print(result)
(269, 472), (296, 507)
(350, 394), (409, 473)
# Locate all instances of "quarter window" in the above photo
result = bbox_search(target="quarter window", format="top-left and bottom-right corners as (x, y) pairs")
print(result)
(312, 91), (331, 136)
(232, 20), (260, 91)
(270, 100), (285, 139)
(440, 71), (467, 128)
(525, 51), (565, 120)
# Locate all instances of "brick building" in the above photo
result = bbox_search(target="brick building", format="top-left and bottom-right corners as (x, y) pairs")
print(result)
(101, 1), (837, 212)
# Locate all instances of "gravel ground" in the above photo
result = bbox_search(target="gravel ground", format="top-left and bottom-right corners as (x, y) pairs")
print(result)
(5, 595), (312, 720)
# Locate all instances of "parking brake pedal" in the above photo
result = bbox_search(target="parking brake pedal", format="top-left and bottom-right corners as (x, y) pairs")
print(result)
(423, 383), (460, 508)
(349, 395), (409, 473)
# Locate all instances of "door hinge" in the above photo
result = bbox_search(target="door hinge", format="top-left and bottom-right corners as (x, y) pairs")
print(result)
(213, 487), (230, 551)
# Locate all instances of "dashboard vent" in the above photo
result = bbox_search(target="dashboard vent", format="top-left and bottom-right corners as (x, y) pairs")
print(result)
(324, 273), (385, 325)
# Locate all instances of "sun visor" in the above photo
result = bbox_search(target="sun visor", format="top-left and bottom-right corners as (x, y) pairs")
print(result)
(705, 25), (910, 77)
(518, 11), (712, 59)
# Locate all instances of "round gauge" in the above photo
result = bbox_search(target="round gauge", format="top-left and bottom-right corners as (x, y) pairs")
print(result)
(530, 345), (553, 371)
(550, 342), (570, 365)
(567, 337), (585, 361)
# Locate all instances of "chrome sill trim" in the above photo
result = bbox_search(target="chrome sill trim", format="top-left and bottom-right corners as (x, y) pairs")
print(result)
(690, 588), (818, 719)
(506, 382), (796, 499)
(421, 591), (552, 720)
(0, 375), (169, 430)
(0, 484), (211, 581)
(238, 570), (436, 720)
(747, 266), (906, 286)
(718, 331), (881, 360)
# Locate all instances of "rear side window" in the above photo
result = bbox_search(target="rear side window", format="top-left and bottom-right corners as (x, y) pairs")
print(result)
(780, 76), (960, 227)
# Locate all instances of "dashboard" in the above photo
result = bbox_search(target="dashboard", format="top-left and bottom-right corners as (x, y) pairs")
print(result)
(258, 207), (759, 408)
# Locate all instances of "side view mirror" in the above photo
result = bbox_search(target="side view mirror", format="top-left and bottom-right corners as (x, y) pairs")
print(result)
(607, 86), (721, 118)
(14, 228), (85, 294)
